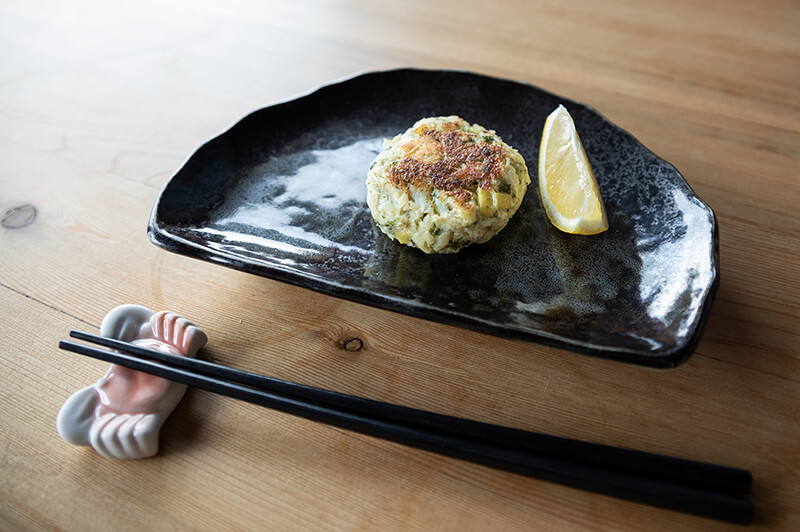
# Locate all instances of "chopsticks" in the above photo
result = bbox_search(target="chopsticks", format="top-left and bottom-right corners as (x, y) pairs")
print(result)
(59, 331), (754, 525)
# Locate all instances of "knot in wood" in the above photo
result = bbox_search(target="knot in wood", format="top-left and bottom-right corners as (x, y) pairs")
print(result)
(342, 337), (363, 352)
(2, 204), (37, 229)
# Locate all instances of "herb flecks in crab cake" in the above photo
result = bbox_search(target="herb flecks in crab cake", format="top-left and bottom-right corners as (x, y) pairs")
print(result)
(366, 116), (530, 254)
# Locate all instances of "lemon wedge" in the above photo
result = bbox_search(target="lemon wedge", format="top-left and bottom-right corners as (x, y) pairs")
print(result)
(538, 105), (608, 235)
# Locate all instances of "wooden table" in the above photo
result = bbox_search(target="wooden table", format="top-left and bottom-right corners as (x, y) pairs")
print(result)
(2, 0), (798, 529)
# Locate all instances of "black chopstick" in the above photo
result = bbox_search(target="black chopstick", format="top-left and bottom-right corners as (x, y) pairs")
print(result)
(59, 336), (754, 525)
(68, 330), (752, 496)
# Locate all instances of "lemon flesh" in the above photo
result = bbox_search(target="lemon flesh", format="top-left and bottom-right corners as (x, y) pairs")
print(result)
(538, 105), (608, 235)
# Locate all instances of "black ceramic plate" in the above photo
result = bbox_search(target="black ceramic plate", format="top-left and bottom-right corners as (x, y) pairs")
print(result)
(148, 69), (719, 368)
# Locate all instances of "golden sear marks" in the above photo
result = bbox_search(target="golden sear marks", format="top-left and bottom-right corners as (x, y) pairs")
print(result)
(388, 121), (508, 206)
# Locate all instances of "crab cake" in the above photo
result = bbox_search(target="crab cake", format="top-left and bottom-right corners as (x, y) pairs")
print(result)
(366, 116), (530, 254)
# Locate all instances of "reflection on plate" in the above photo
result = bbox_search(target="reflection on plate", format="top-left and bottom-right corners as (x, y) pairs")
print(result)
(148, 69), (719, 368)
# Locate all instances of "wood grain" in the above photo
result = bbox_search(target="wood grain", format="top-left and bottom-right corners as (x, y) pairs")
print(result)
(1, 0), (798, 530)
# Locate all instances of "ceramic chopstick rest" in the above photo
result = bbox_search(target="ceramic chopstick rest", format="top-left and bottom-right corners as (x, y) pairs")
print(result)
(57, 304), (208, 459)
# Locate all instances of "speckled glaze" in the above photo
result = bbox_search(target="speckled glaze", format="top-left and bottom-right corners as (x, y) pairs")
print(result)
(148, 69), (719, 368)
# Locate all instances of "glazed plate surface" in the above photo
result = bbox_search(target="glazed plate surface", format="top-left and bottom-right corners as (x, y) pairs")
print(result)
(148, 69), (719, 368)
